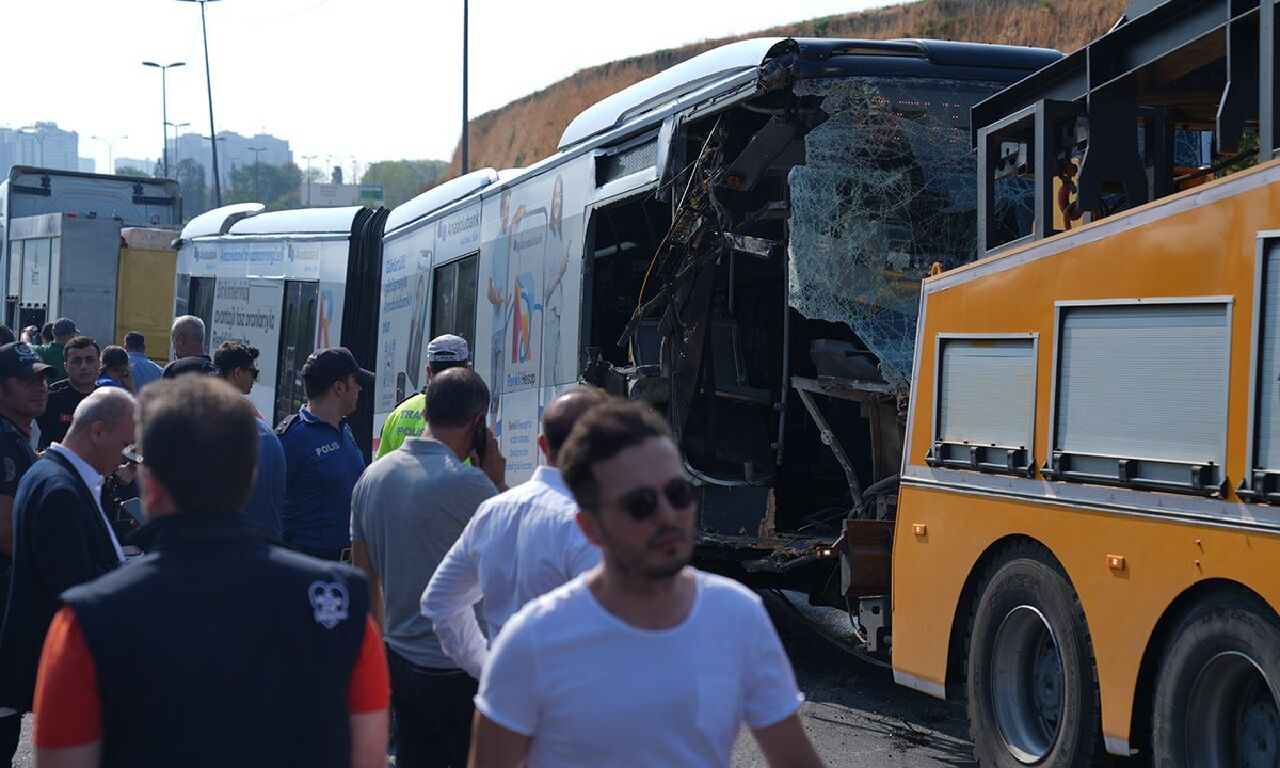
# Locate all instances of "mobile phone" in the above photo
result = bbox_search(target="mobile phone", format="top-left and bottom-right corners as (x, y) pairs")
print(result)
(473, 419), (488, 463)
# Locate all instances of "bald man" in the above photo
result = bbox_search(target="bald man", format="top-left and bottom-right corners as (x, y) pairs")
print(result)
(163, 316), (216, 379)
(421, 386), (609, 679)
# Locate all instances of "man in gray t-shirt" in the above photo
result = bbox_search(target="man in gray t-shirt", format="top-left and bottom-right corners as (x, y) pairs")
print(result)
(351, 368), (506, 768)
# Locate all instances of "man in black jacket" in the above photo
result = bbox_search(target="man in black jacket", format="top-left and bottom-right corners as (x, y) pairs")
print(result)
(0, 387), (135, 722)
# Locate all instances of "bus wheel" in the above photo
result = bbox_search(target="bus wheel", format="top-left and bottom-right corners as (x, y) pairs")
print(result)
(966, 543), (1100, 767)
(1152, 591), (1280, 768)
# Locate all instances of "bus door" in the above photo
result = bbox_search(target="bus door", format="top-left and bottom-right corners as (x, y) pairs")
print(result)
(274, 280), (319, 426)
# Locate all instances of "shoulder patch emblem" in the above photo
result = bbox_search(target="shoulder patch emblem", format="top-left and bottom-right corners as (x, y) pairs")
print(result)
(309, 580), (349, 629)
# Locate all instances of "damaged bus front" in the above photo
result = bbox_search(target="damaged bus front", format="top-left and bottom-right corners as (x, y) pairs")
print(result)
(584, 38), (1059, 626)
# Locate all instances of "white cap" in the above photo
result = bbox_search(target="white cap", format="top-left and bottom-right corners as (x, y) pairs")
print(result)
(427, 334), (469, 363)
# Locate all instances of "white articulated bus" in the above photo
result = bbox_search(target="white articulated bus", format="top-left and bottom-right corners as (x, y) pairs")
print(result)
(176, 204), (387, 452)
(375, 36), (1058, 599)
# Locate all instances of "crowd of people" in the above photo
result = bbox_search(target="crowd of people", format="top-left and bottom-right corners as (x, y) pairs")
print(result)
(0, 314), (825, 768)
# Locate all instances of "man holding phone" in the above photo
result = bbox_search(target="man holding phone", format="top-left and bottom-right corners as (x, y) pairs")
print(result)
(350, 368), (505, 768)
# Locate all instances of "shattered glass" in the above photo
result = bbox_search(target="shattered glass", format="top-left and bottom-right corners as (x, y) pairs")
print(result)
(787, 77), (1007, 390)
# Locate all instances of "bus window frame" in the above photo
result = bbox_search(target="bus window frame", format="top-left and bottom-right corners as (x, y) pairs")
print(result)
(927, 332), (1038, 477)
(430, 251), (479, 355)
(1044, 296), (1233, 496)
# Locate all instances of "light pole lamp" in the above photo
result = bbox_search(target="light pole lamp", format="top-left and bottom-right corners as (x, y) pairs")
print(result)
(177, 0), (223, 207)
(302, 154), (317, 205)
(142, 61), (185, 177)
(90, 134), (128, 175)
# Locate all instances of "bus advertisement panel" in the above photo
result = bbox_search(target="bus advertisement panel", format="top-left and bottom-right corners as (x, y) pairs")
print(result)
(375, 224), (433, 435)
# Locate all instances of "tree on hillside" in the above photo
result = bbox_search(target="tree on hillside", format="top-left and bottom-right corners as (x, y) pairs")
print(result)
(332, 165), (343, 186)
(360, 159), (449, 207)
(225, 162), (303, 211)
(115, 165), (149, 178)
(176, 158), (209, 220)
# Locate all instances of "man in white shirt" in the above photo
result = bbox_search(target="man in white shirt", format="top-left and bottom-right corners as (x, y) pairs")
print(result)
(421, 385), (607, 677)
(471, 399), (825, 768)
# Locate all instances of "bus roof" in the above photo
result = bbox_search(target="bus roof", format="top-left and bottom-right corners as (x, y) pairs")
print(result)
(559, 37), (1061, 151)
(227, 206), (364, 236)
(383, 168), (500, 236)
(179, 203), (265, 241)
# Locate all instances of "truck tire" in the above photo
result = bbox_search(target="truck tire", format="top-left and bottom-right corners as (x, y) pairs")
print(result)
(965, 541), (1101, 767)
(1151, 590), (1280, 768)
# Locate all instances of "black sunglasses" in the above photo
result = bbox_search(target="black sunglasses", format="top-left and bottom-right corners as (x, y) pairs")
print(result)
(595, 477), (697, 521)
(245, 367), (260, 380)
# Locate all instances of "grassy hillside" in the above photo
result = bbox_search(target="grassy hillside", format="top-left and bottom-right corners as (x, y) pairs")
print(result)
(445, 0), (1124, 176)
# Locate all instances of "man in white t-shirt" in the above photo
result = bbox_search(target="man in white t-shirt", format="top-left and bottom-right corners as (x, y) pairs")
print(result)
(470, 400), (825, 768)
(421, 385), (607, 678)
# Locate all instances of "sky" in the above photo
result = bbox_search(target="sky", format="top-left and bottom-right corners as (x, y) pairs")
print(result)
(3, 0), (893, 177)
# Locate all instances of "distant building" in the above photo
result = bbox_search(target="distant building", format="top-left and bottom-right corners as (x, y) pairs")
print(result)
(78, 157), (96, 173)
(0, 122), (80, 175)
(170, 130), (291, 189)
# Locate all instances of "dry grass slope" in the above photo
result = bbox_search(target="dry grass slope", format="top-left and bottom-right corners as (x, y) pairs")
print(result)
(445, 0), (1124, 178)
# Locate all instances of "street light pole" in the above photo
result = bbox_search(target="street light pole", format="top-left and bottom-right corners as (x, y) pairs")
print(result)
(302, 154), (317, 205)
(90, 134), (128, 174)
(461, 0), (469, 175)
(143, 61), (186, 177)
(178, 0), (223, 207)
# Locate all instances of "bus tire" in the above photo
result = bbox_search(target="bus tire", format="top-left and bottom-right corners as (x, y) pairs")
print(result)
(1151, 590), (1280, 768)
(965, 542), (1101, 768)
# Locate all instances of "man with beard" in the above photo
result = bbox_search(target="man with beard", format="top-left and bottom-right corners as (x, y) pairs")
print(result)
(469, 400), (824, 768)
(37, 336), (100, 450)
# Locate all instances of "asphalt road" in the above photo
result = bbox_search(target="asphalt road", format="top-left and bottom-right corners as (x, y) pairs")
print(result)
(13, 593), (974, 767)
(733, 591), (975, 767)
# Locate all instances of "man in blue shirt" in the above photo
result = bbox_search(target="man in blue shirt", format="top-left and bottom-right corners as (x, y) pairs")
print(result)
(277, 347), (371, 561)
(124, 332), (163, 392)
(214, 341), (284, 540)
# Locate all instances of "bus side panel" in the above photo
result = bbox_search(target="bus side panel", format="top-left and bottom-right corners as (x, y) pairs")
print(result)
(895, 160), (1280, 749)
(475, 159), (592, 485)
(373, 223), (436, 450)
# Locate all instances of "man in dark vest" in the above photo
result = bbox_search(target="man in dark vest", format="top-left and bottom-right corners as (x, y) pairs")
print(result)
(31, 376), (389, 768)
(0, 387), (134, 729)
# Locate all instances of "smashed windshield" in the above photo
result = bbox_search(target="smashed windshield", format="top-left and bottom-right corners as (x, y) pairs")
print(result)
(788, 77), (1006, 390)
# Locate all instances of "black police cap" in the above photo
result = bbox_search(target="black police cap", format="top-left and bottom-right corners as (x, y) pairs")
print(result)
(0, 342), (53, 380)
(302, 347), (374, 389)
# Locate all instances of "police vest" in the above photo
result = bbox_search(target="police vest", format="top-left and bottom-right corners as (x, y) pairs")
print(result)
(63, 513), (369, 768)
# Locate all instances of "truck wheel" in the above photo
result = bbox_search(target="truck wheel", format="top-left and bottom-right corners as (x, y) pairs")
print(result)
(966, 542), (1100, 767)
(1151, 591), (1280, 768)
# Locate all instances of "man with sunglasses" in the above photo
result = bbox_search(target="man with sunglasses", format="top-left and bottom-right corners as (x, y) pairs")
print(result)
(215, 341), (284, 539)
(470, 400), (824, 768)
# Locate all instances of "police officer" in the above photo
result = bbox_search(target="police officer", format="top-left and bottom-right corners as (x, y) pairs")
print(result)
(278, 347), (372, 561)
(0, 342), (50, 762)
(376, 334), (470, 459)
(30, 376), (389, 766)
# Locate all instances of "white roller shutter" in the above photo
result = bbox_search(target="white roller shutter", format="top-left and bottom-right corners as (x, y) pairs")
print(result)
(937, 339), (1035, 448)
(1055, 303), (1228, 464)
(1256, 244), (1280, 469)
